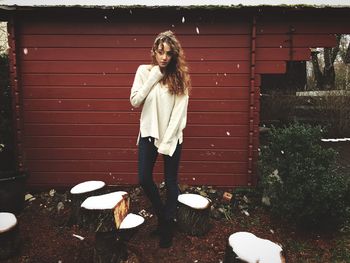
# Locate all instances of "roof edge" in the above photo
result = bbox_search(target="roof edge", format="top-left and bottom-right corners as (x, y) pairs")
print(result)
(1, 3), (350, 10)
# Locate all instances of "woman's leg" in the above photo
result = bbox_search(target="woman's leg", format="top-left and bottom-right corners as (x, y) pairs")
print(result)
(163, 142), (182, 221)
(160, 142), (182, 248)
(138, 137), (164, 219)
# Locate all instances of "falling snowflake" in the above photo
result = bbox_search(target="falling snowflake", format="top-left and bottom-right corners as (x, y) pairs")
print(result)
(237, 64), (240, 69)
(23, 48), (28, 55)
(182, 16), (185, 23)
(196, 27), (200, 34)
(226, 131), (230, 136)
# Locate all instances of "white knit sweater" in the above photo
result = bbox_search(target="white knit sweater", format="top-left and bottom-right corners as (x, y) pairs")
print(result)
(130, 65), (189, 157)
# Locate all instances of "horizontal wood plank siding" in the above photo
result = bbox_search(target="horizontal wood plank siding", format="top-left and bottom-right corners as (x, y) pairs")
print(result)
(17, 12), (257, 188)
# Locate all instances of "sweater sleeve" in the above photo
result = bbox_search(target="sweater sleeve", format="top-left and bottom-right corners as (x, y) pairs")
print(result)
(158, 93), (189, 156)
(130, 65), (163, 108)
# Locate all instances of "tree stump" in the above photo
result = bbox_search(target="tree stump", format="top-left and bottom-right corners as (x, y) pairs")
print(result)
(81, 191), (130, 263)
(177, 193), (211, 236)
(0, 212), (20, 260)
(69, 180), (106, 227)
(223, 232), (285, 263)
(118, 213), (145, 242)
(92, 213), (144, 263)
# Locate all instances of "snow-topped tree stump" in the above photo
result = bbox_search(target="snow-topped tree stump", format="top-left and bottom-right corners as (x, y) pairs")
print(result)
(177, 193), (211, 236)
(223, 232), (285, 263)
(69, 180), (106, 227)
(81, 191), (130, 263)
(118, 213), (144, 242)
(0, 212), (20, 260)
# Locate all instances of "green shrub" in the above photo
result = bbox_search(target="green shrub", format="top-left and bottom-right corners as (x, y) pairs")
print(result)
(260, 122), (350, 230)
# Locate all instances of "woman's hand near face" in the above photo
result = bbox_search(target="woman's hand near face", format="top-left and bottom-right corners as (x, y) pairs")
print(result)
(149, 65), (163, 80)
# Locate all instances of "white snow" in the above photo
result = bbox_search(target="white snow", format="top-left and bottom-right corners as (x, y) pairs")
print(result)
(72, 234), (85, 240)
(228, 232), (283, 263)
(0, 212), (17, 233)
(81, 191), (127, 210)
(1, 0), (349, 7)
(321, 138), (350, 142)
(119, 213), (144, 229)
(70, 180), (105, 194)
(178, 193), (210, 209)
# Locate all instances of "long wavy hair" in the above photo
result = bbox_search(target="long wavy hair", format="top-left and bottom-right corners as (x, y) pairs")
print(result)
(151, 31), (191, 95)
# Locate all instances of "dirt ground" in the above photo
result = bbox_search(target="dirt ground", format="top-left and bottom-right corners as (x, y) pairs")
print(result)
(2, 142), (350, 263)
(1, 186), (347, 263)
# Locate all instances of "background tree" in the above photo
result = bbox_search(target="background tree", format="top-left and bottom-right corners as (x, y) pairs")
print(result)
(310, 34), (350, 90)
(0, 22), (8, 54)
(311, 34), (342, 90)
(339, 35), (350, 64)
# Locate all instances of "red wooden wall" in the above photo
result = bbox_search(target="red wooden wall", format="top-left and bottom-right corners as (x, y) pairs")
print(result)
(7, 8), (350, 189)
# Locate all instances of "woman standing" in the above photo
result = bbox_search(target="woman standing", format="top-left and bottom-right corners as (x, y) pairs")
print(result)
(130, 30), (190, 248)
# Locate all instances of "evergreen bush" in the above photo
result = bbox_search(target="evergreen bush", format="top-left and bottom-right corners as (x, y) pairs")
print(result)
(260, 122), (350, 230)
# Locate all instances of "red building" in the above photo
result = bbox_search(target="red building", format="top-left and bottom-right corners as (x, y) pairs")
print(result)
(0, 2), (349, 189)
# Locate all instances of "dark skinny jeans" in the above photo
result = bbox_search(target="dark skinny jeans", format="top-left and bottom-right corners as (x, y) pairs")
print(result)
(138, 136), (182, 221)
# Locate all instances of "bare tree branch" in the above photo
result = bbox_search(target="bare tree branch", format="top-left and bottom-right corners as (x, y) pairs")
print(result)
(331, 34), (342, 64)
(311, 50), (324, 89)
(345, 41), (350, 64)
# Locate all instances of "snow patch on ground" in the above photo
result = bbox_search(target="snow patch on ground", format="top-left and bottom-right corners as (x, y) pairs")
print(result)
(228, 231), (283, 263)
(321, 138), (350, 142)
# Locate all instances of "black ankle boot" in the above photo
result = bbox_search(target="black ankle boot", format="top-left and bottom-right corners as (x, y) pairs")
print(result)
(159, 219), (174, 249)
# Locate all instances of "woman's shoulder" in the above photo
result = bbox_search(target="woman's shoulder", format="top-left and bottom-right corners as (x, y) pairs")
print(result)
(137, 64), (153, 73)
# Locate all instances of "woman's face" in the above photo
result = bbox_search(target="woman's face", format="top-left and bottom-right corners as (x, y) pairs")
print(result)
(155, 42), (173, 69)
